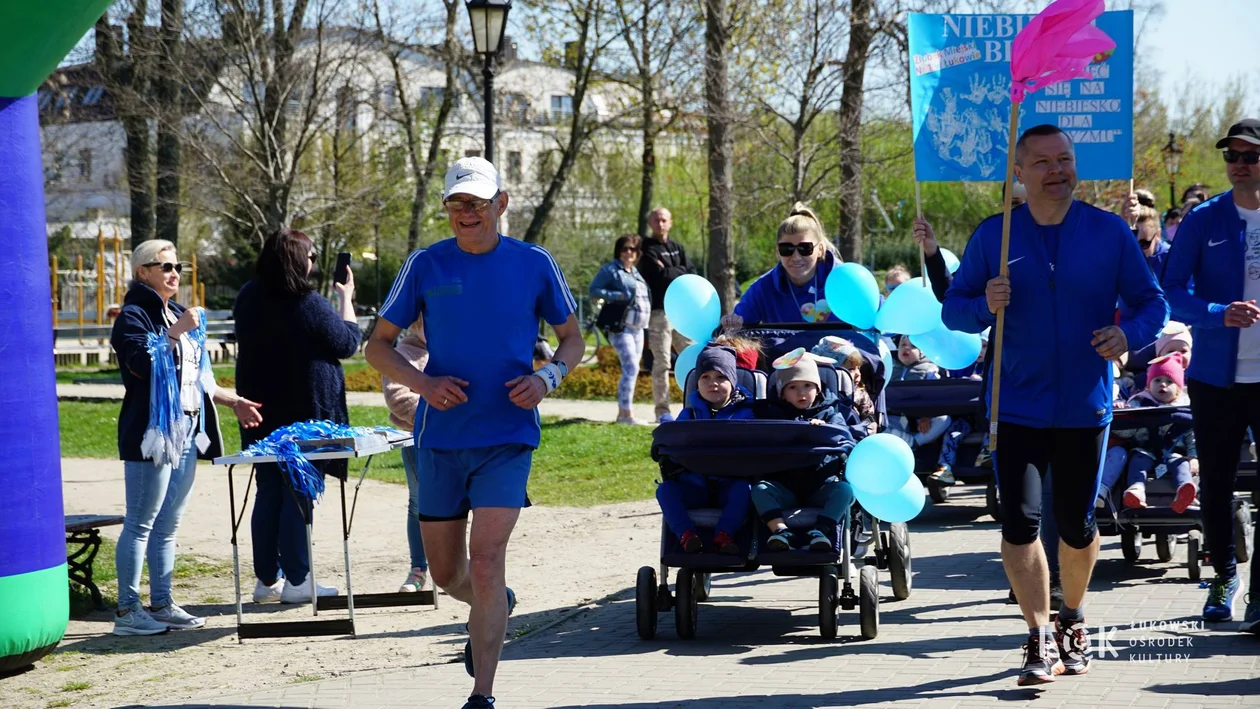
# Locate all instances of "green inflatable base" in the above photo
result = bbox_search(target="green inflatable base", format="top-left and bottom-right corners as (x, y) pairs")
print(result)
(0, 564), (68, 673)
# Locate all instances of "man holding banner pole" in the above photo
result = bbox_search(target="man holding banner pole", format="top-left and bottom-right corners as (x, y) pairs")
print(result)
(944, 124), (1167, 685)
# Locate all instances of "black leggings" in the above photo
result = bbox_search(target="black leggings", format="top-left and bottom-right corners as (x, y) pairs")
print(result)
(1188, 379), (1260, 580)
(995, 423), (1107, 548)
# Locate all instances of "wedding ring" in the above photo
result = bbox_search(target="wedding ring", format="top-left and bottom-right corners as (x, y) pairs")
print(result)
(443, 398), (449, 406)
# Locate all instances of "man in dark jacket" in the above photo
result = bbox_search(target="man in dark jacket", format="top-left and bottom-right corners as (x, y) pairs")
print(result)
(944, 124), (1168, 686)
(638, 207), (696, 422)
(1164, 118), (1260, 631)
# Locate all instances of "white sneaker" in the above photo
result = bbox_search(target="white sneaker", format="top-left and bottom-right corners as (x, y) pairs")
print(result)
(149, 603), (206, 629)
(280, 574), (339, 604)
(112, 606), (170, 636)
(615, 416), (651, 426)
(253, 577), (285, 604)
(400, 567), (428, 593)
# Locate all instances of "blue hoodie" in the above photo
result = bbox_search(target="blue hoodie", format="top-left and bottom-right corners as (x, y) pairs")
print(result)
(943, 201), (1168, 429)
(675, 386), (756, 421)
(734, 250), (840, 325)
(1163, 191), (1249, 388)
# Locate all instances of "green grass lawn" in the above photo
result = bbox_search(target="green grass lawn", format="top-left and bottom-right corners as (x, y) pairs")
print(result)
(59, 402), (657, 507)
(66, 535), (231, 617)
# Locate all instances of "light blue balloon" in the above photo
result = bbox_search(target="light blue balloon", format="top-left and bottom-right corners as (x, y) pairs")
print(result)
(879, 337), (894, 376)
(856, 474), (926, 524)
(874, 280), (942, 337)
(824, 263), (880, 330)
(673, 342), (705, 391)
(664, 275), (722, 342)
(940, 248), (960, 274)
(846, 432), (915, 496)
(915, 323), (983, 371)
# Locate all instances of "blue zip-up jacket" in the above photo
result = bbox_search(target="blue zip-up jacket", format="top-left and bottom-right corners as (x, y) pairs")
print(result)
(1163, 191), (1249, 388)
(734, 250), (840, 324)
(588, 260), (646, 304)
(943, 201), (1168, 429)
(675, 386), (756, 420)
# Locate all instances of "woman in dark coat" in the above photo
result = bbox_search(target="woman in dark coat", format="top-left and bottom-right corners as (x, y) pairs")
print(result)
(234, 228), (362, 604)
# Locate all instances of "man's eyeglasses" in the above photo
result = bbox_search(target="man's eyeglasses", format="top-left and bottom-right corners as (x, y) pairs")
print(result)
(1223, 150), (1260, 165)
(777, 242), (816, 257)
(143, 261), (184, 274)
(444, 192), (500, 214)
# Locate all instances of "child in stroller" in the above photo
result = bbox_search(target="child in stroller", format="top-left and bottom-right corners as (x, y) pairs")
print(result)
(886, 335), (972, 485)
(752, 350), (858, 553)
(812, 336), (877, 438)
(655, 344), (754, 555)
(1100, 353), (1197, 513)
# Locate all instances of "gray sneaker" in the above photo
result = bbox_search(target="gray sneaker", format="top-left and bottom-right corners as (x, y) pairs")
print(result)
(112, 607), (170, 636)
(149, 603), (206, 630)
(1240, 594), (1260, 634)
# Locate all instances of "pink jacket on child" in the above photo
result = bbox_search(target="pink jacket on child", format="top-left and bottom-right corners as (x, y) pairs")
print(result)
(381, 335), (429, 431)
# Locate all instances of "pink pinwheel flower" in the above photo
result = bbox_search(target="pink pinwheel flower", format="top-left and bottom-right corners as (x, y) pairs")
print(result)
(1010, 0), (1117, 103)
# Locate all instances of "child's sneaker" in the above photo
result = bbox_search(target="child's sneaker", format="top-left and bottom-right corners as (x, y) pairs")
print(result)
(712, 531), (740, 555)
(1122, 484), (1147, 509)
(929, 465), (956, 485)
(1171, 480), (1198, 514)
(806, 529), (833, 552)
(766, 528), (793, 551)
(679, 530), (703, 553)
(1054, 615), (1092, 675)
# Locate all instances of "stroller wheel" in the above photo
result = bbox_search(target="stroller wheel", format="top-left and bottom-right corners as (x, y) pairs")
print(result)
(635, 566), (658, 640)
(696, 572), (713, 602)
(1156, 533), (1176, 563)
(1121, 527), (1142, 563)
(819, 572), (839, 640)
(674, 569), (699, 640)
(1234, 500), (1253, 563)
(858, 565), (879, 640)
(888, 523), (912, 601)
(1187, 531), (1202, 581)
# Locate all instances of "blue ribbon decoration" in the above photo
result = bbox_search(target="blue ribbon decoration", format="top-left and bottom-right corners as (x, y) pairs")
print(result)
(237, 421), (404, 503)
(141, 309), (212, 466)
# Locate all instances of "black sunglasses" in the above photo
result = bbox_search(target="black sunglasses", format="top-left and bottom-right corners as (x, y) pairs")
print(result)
(619, 246), (640, 253)
(777, 242), (816, 257)
(1223, 150), (1260, 165)
(143, 261), (184, 274)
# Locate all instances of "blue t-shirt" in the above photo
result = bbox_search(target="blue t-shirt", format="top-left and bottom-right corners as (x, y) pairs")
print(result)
(380, 236), (576, 450)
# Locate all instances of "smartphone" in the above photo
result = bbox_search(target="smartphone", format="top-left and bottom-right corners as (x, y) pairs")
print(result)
(334, 252), (352, 285)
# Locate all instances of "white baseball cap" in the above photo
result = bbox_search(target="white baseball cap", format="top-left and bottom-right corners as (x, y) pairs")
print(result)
(443, 157), (501, 200)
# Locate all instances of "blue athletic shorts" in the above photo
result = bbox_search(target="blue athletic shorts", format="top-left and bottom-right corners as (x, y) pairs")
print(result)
(414, 443), (533, 521)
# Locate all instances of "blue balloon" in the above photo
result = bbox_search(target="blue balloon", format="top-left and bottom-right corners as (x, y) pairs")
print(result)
(856, 474), (926, 524)
(875, 280), (942, 337)
(824, 263), (880, 330)
(673, 342), (706, 391)
(940, 248), (960, 274)
(664, 275), (721, 342)
(878, 337), (894, 377)
(846, 432), (915, 496)
(915, 323), (983, 371)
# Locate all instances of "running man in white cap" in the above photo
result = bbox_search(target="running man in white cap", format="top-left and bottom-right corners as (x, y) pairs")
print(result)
(366, 157), (584, 709)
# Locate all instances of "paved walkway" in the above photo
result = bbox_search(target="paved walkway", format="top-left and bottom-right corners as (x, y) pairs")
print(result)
(56, 383), (678, 423)
(151, 487), (1260, 709)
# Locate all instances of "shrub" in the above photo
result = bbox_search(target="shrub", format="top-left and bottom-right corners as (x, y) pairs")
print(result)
(556, 346), (683, 402)
(345, 366), (383, 393)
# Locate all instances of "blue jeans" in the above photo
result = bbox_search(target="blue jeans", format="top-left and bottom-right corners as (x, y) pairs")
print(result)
(656, 473), (751, 538)
(402, 447), (428, 571)
(116, 437), (198, 610)
(251, 462), (316, 585)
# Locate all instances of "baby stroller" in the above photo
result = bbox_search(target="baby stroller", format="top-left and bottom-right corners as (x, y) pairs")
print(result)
(1096, 405), (1254, 581)
(884, 378), (996, 517)
(635, 326), (910, 642)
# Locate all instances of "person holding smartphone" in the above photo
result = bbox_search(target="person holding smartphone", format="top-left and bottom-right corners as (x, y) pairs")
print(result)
(233, 228), (362, 604)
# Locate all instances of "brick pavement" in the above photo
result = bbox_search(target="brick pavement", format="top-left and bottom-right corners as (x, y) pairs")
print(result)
(158, 487), (1260, 709)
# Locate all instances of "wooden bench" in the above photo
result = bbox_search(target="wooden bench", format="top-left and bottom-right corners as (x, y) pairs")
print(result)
(66, 514), (124, 610)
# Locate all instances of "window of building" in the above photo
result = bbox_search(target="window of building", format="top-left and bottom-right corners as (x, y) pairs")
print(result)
(550, 95), (573, 123)
(502, 92), (530, 123)
(507, 151), (522, 182)
(78, 149), (92, 182)
(419, 87), (445, 110)
(82, 86), (105, 106)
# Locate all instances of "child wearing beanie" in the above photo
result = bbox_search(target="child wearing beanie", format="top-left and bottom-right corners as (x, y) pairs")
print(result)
(887, 335), (970, 485)
(655, 344), (753, 555)
(811, 337), (877, 437)
(750, 349), (858, 553)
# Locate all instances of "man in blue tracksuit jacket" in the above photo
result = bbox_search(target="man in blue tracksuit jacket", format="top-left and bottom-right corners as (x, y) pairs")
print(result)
(1163, 118), (1260, 630)
(944, 125), (1167, 686)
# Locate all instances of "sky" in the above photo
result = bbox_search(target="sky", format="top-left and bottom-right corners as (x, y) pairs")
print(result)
(1141, 0), (1260, 118)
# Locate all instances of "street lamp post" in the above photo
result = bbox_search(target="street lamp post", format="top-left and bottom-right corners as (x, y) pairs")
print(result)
(465, 0), (512, 164)
(1162, 132), (1183, 210)
(368, 198), (383, 310)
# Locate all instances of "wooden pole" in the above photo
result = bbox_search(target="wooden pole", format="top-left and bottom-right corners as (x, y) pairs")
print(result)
(915, 181), (926, 287)
(113, 229), (123, 305)
(199, 282), (206, 310)
(76, 254), (84, 343)
(96, 252), (105, 325)
(190, 252), (199, 307)
(988, 100), (1021, 454)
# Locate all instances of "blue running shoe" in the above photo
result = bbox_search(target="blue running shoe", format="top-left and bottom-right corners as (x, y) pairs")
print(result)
(1203, 575), (1241, 622)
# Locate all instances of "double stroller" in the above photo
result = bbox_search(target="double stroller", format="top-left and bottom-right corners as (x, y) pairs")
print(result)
(1096, 405), (1254, 580)
(635, 325), (911, 642)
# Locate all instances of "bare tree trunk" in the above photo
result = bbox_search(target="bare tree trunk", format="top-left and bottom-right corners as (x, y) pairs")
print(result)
(635, 0), (655, 239)
(413, 0), (460, 250)
(155, 0), (183, 245)
(259, 0), (311, 233)
(96, 12), (156, 248)
(836, 0), (873, 264)
(704, 0), (736, 313)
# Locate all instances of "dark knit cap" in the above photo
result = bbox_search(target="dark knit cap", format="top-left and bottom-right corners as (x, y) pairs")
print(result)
(696, 344), (739, 387)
